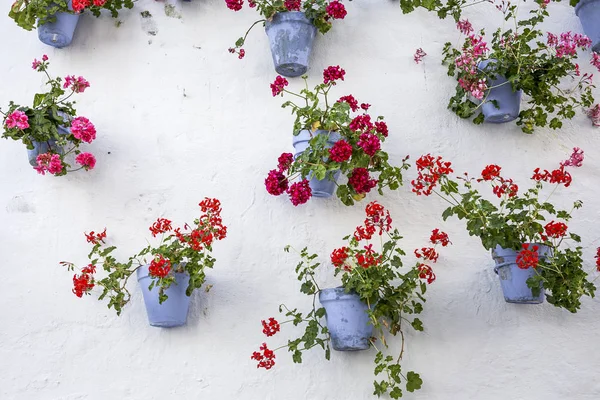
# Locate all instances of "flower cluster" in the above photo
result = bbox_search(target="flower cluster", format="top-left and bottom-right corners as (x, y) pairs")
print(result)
(149, 218), (173, 237)
(596, 248), (600, 272)
(1, 56), (97, 176)
(227, 0), (347, 61)
(322, 65), (345, 85)
(516, 244), (540, 270)
(251, 343), (276, 370)
(414, 48), (427, 64)
(261, 317), (281, 337)
(72, 265), (95, 297)
(85, 228), (107, 244)
(148, 256), (171, 278)
(411, 154), (453, 196)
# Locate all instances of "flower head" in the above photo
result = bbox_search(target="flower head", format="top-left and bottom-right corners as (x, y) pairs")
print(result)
(561, 147), (584, 168)
(85, 228), (107, 245)
(71, 117), (96, 143)
(284, 0), (301, 10)
(75, 152), (96, 170)
(348, 168), (377, 194)
(414, 48), (427, 64)
(251, 343), (276, 370)
(595, 248), (600, 271)
(64, 75), (90, 93)
(148, 255), (171, 278)
(480, 164), (501, 181)
(326, 0), (347, 19)
(329, 139), (353, 163)
(261, 318), (280, 337)
(331, 246), (350, 270)
(516, 244), (539, 269)
(5, 110), (29, 130)
(277, 153), (294, 172)
(587, 104), (600, 126)
(417, 264), (436, 284)
(337, 95), (359, 112)
(430, 229), (450, 246)
(287, 180), (312, 206)
(225, 0), (243, 11)
(270, 76), (288, 97)
(357, 133), (381, 156)
(457, 19), (473, 35)
(411, 154), (453, 196)
(323, 65), (345, 85)
(72, 0), (91, 12)
(544, 221), (568, 238)
(150, 218), (173, 237)
(265, 169), (289, 196)
(72, 270), (94, 297)
(34, 153), (63, 175)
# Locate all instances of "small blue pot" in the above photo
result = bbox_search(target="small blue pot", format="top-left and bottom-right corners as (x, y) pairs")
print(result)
(27, 124), (71, 167)
(492, 244), (551, 304)
(38, 1), (80, 48)
(265, 12), (317, 77)
(292, 130), (341, 198)
(478, 60), (522, 123)
(576, 0), (600, 53)
(137, 264), (191, 327)
(319, 287), (373, 351)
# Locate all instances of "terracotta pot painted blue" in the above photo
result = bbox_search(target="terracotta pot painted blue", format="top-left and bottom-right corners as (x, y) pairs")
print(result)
(292, 130), (341, 198)
(319, 287), (373, 351)
(492, 244), (551, 304)
(38, 1), (80, 48)
(137, 265), (191, 327)
(576, 0), (600, 53)
(27, 124), (71, 167)
(478, 60), (522, 123)
(265, 12), (317, 77)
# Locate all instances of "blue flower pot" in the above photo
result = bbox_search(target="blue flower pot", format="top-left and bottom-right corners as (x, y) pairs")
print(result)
(478, 60), (522, 123)
(265, 12), (317, 77)
(137, 265), (191, 327)
(319, 287), (373, 351)
(27, 124), (71, 167)
(491, 244), (551, 304)
(38, 1), (80, 48)
(292, 130), (341, 198)
(576, 0), (600, 53)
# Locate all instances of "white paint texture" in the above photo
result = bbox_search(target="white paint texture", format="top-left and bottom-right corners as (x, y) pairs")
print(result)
(1, 1), (600, 399)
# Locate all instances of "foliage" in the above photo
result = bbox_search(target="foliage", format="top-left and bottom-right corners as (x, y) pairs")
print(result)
(411, 150), (596, 312)
(9, 0), (134, 31)
(252, 202), (451, 398)
(441, 4), (596, 133)
(61, 199), (227, 315)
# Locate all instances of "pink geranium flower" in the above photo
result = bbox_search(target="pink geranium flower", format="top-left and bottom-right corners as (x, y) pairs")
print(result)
(5, 110), (29, 130)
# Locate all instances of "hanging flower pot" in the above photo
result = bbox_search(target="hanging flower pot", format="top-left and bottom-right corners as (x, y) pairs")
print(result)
(319, 287), (373, 351)
(265, 12), (317, 78)
(575, 0), (600, 53)
(477, 60), (522, 123)
(292, 130), (341, 197)
(63, 198), (227, 326)
(226, 1), (347, 76)
(37, 1), (80, 48)
(9, 0), (132, 48)
(491, 244), (550, 304)
(137, 264), (191, 327)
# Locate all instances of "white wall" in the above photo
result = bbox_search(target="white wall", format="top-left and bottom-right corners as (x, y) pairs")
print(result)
(1, 0), (600, 399)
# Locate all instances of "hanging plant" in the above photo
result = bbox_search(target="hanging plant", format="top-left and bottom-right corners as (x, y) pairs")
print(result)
(225, 0), (348, 77)
(264, 66), (409, 206)
(411, 149), (596, 311)
(1, 55), (97, 176)
(61, 198), (227, 327)
(251, 201), (451, 398)
(9, 0), (134, 48)
(441, 2), (598, 133)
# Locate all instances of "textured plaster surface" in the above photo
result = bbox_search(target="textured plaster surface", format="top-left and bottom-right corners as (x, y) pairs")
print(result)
(1, 0), (600, 399)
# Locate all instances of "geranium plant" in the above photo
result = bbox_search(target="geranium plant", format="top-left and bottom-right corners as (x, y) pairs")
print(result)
(442, 3), (598, 133)
(264, 66), (409, 206)
(9, 0), (134, 31)
(225, 0), (347, 60)
(251, 201), (451, 398)
(411, 149), (596, 312)
(1, 55), (97, 176)
(62, 198), (227, 315)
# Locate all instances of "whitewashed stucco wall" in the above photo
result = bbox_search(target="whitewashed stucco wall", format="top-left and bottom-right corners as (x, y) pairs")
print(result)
(1, 0), (600, 399)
